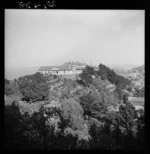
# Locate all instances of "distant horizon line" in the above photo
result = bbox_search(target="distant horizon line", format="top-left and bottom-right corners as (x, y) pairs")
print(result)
(27, 63), (144, 67)
(6, 62), (144, 69)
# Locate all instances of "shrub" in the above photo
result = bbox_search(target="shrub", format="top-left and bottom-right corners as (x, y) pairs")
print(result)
(18, 73), (49, 102)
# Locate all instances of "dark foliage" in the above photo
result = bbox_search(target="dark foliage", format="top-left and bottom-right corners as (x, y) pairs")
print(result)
(135, 109), (145, 149)
(97, 64), (131, 89)
(134, 87), (144, 97)
(5, 78), (20, 96)
(88, 122), (121, 149)
(79, 65), (95, 85)
(61, 98), (85, 131)
(5, 102), (88, 149)
(5, 78), (10, 84)
(79, 92), (107, 119)
(5, 102), (31, 149)
(18, 72), (49, 102)
(88, 99), (144, 150)
(4, 64), (144, 150)
(5, 100), (145, 150)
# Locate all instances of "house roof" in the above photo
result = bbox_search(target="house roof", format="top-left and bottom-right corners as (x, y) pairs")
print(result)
(128, 97), (144, 106)
(75, 66), (86, 70)
(38, 63), (86, 72)
(38, 66), (54, 71)
(58, 65), (71, 71)
(38, 65), (72, 71)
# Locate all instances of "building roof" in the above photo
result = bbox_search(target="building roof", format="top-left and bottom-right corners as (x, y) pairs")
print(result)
(39, 66), (54, 71)
(58, 65), (71, 71)
(128, 97), (144, 106)
(75, 66), (86, 70)
(38, 63), (87, 72)
(38, 65), (72, 71)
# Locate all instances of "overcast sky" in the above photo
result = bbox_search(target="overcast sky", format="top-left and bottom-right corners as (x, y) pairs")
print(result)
(5, 10), (144, 79)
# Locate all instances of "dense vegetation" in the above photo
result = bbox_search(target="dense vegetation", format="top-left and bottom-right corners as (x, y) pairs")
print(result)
(79, 64), (131, 90)
(17, 72), (49, 102)
(97, 64), (131, 89)
(79, 65), (96, 85)
(5, 99), (144, 150)
(4, 63), (144, 150)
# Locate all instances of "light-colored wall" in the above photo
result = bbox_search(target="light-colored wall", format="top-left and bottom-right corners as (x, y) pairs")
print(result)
(135, 106), (144, 110)
(76, 70), (82, 74)
(40, 69), (84, 75)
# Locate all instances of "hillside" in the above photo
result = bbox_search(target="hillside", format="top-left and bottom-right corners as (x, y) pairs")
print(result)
(129, 65), (144, 73)
(112, 67), (128, 76)
(111, 65), (144, 76)
(96, 64), (131, 89)
(5, 64), (145, 150)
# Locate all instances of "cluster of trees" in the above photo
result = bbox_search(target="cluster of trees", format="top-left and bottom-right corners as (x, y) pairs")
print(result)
(79, 92), (107, 119)
(5, 79), (20, 96)
(5, 79), (23, 105)
(4, 63), (144, 150)
(97, 64), (131, 89)
(5, 100), (88, 149)
(79, 64), (131, 90)
(79, 66), (96, 85)
(5, 73), (50, 103)
(5, 97), (145, 150)
(17, 73), (49, 102)
(5, 63), (131, 104)
(134, 87), (144, 97)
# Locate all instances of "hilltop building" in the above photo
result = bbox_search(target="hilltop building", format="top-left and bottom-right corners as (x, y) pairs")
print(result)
(128, 97), (144, 110)
(38, 61), (99, 77)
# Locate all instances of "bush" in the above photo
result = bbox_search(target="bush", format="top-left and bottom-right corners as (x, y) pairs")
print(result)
(18, 73), (49, 102)
(5, 94), (22, 106)
(79, 92), (107, 119)
(97, 64), (131, 89)
(61, 98), (85, 131)
(5, 78), (20, 96)
(79, 66), (95, 85)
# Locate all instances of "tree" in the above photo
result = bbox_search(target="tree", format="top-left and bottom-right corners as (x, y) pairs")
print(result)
(92, 77), (104, 91)
(5, 101), (31, 149)
(79, 92), (107, 119)
(97, 63), (131, 89)
(135, 109), (145, 149)
(79, 65), (96, 85)
(127, 86), (132, 93)
(122, 93), (130, 104)
(5, 101), (79, 149)
(18, 73), (49, 102)
(5, 78), (10, 84)
(88, 120), (121, 149)
(116, 101), (138, 135)
(115, 87), (123, 100)
(134, 87), (144, 97)
(61, 98), (85, 131)
(5, 78), (19, 96)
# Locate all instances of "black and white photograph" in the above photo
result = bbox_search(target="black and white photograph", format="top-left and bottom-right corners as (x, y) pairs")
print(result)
(5, 9), (145, 150)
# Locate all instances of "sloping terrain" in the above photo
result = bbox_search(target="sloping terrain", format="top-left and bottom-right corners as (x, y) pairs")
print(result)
(128, 65), (144, 73)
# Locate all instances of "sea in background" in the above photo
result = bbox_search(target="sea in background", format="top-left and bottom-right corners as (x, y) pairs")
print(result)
(5, 66), (39, 80)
